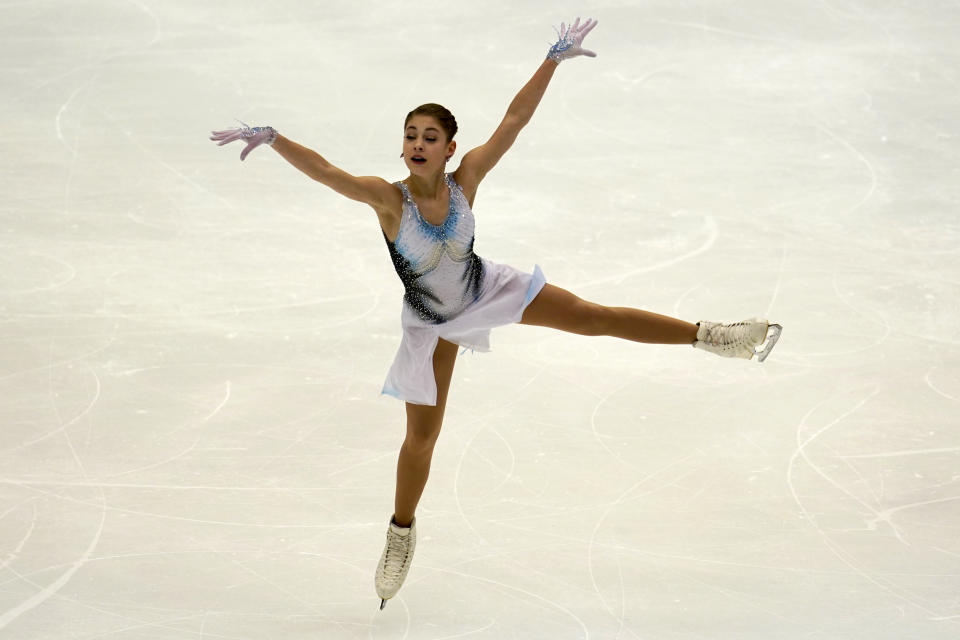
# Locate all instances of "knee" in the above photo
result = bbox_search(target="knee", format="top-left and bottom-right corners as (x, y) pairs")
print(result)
(571, 300), (611, 336)
(404, 420), (442, 456)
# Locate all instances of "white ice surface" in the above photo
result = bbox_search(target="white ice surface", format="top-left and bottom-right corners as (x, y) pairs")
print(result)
(2, 1), (959, 638)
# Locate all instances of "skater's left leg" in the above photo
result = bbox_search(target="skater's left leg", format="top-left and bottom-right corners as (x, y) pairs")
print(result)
(394, 337), (458, 528)
(520, 283), (698, 345)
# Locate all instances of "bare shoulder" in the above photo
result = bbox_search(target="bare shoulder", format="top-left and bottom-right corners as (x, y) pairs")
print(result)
(451, 166), (479, 208)
(356, 176), (401, 209)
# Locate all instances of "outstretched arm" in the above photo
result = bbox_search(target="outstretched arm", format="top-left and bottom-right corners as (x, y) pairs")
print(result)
(455, 17), (598, 193)
(270, 135), (395, 209)
(210, 125), (395, 212)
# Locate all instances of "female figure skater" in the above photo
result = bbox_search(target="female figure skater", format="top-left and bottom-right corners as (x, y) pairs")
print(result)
(211, 17), (781, 610)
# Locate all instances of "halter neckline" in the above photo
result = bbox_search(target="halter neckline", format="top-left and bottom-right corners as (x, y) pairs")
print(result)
(399, 173), (454, 229)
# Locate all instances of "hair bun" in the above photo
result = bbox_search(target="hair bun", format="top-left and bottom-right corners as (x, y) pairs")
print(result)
(404, 104), (458, 142)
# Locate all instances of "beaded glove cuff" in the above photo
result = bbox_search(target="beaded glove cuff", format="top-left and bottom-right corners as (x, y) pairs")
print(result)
(546, 17), (598, 63)
(244, 125), (278, 146)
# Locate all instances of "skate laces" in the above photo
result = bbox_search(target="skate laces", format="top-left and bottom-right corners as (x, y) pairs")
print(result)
(382, 529), (412, 581)
(704, 321), (753, 347)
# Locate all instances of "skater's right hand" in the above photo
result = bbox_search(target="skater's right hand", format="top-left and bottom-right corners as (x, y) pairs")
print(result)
(546, 17), (598, 62)
(210, 122), (278, 161)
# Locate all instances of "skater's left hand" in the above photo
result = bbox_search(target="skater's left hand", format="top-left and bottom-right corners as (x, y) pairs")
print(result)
(547, 17), (598, 62)
(209, 122), (278, 161)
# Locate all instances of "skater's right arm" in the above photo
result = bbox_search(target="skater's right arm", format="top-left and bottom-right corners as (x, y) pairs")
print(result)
(270, 135), (396, 211)
(210, 125), (397, 214)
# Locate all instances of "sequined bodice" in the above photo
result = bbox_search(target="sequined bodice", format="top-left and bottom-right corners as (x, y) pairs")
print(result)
(383, 174), (485, 324)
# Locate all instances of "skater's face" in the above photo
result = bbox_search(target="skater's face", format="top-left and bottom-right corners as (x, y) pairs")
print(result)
(403, 115), (456, 175)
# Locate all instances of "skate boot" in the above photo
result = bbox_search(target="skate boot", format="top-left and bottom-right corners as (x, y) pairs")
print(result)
(375, 516), (417, 610)
(693, 318), (782, 362)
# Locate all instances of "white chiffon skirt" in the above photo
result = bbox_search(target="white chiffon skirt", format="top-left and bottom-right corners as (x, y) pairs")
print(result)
(382, 258), (546, 406)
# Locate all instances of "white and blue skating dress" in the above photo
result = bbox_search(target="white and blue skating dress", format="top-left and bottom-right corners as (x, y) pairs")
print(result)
(382, 173), (546, 405)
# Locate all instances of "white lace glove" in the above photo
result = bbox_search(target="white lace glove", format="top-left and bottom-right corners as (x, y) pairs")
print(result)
(546, 17), (598, 62)
(209, 121), (278, 161)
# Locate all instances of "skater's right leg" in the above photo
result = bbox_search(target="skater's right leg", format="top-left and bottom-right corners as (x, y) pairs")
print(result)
(393, 337), (458, 527)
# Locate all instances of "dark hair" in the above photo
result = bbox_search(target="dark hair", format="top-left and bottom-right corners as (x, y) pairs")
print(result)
(404, 103), (458, 142)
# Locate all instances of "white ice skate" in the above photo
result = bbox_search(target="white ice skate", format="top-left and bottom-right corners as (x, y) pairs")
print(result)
(375, 516), (417, 610)
(693, 318), (782, 362)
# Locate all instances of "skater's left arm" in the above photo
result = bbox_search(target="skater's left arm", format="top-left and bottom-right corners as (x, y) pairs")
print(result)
(455, 18), (597, 194)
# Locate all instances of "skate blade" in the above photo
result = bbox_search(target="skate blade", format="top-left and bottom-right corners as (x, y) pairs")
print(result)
(755, 324), (782, 363)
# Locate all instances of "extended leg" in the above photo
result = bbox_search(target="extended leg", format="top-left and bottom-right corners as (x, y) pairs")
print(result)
(520, 283), (782, 360)
(520, 283), (698, 344)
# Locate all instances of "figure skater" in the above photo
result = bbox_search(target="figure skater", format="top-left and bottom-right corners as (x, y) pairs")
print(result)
(210, 17), (781, 610)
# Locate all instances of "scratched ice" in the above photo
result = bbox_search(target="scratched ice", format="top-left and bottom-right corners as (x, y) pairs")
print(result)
(1, 1), (959, 638)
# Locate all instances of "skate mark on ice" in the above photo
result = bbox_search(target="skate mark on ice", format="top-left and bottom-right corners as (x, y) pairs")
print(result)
(0, 283), (375, 321)
(587, 453), (704, 632)
(0, 432), (107, 630)
(0, 365), (103, 457)
(797, 273), (890, 359)
(371, 592), (411, 639)
(788, 388), (902, 536)
(114, 361), (338, 381)
(2, 251), (77, 295)
(1, 563), (207, 638)
(425, 618), (498, 640)
(814, 123), (878, 217)
(589, 375), (651, 465)
(4, 547), (374, 622)
(121, 0), (163, 47)
(452, 422), (497, 546)
(0, 330), (117, 383)
(160, 381), (234, 439)
(823, 441), (882, 508)
(452, 365), (550, 545)
(603, 64), (686, 90)
(563, 64), (684, 145)
(671, 282), (701, 318)
(600, 539), (896, 576)
(683, 570), (803, 626)
(55, 84), (90, 158)
(202, 380), (232, 423)
(490, 511), (900, 578)
(865, 496), (960, 532)
(787, 389), (953, 618)
(925, 368), (960, 403)
(574, 215), (718, 290)
(0, 552), (218, 636)
(423, 566), (590, 639)
(116, 115), (241, 212)
(221, 555), (343, 629)
(0, 497), (37, 527)
(328, 450), (396, 478)
(764, 240), (788, 319)
(650, 18), (799, 45)
(816, 0), (898, 77)
(839, 446), (960, 460)
(96, 438), (202, 480)
(0, 478), (345, 492)
(471, 424), (517, 496)
(0, 503), (37, 574)
(249, 409), (341, 476)
(1, 479), (360, 529)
